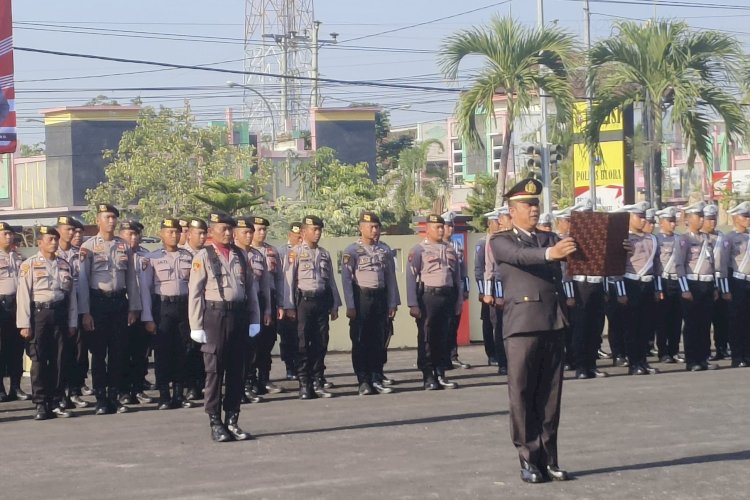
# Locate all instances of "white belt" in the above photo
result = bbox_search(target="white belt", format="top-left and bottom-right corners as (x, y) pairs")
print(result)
(732, 271), (750, 281)
(687, 274), (714, 282)
(661, 272), (679, 280)
(572, 275), (604, 283)
(624, 273), (654, 282)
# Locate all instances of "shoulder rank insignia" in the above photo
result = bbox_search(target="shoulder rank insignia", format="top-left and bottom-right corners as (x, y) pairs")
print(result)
(288, 251), (297, 264)
(192, 261), (202, 271)
(343, 254), (351, 265)
(19, 263), (29, 277)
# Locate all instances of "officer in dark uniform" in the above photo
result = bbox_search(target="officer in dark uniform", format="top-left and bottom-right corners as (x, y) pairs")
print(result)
(188, 213), (261, 442)
(17, 226), (79, 420)
(56, 216), (89, 409)
(703, 204), (731, 360)
(488, 178), (575, 483)
(341, 212), (399, 396)
(180, 217), (208, 400)
(283, 215), (342, 399)
(78, 204), (141, 414)
(119, 219), (155, 405)
(374, 232), (400, 385)
(406, 214), (463, 390)
(277, 222), (303, 380)
(0, 223), (27, 402)
(140, 218), (195, 410)
(442, 212), (471, 370)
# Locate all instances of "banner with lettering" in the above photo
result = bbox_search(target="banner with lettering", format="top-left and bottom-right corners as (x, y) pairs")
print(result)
(0, 0), (16, 153)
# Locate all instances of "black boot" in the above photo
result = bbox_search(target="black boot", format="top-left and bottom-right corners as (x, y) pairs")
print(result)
(243, 382), (261, 403)
(285, 363), (297, 380)
(157, 386), (173, 410)
(225, 411), (253, 441)
(51, 400), (73, 418)
(209, 413), (233, 442)
(34, 403), (49, 421)
(185, 385), (201, 401)
(109, 387), (129, 414)
(94, 390), (111, 415)
(173, 383), (193, 409)
(10, 384), (30, 401)
(313, 378), (333, 398)
(437, 369), (458, 389)
(298, 379), (315, 400)
(69, 388), (89, 408)
(260, 371), (283, 394)
(250, 374), (266, 396)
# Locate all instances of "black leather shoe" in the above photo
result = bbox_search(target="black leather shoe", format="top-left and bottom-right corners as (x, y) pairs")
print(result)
(731, 359), (749, 368)
(546, 465), (570, 481)
(299, 383), (316, 400)
(703, 362), (719, 371)
(649, 347), (659, 357)
(687, 363), (705, 372)
(0, 390), (8, 403)
(381, 375), (395, 386)
(14, 387), (30, 401)
(597, 349), (612, 359)
(629, 365), (647, 375)
(265, 381), (284, 394)
(575, 369), (592, 380)
(286, 369), (297, 381)
(94, 400), (111, 415)
(135, 391), (154, 404)
(675, 353), (686, 363)
(520, 461), (545, 484)
(119, 393), (136, 405)
(60, 396), (75, 410)
(225, 411), (253, 441)
(613, 356), (629, 367)
(488, 356), (499, 366)
(423, 378), (439, 391)
(209, 414), (233, 442)
(660, 355), (676, 364)
(34, 403), (49, 421)
(358, 382), (373, 396)
(110, 389), (129, 413)
(313, 385), (333, 398)
(498, 366), (508, 376)
(80, 385), (94, 396)
(70, 395), (89, 408)
(641, 363), (659, 374)
(52, 406), (73, 418)
(372, 381), (393, 394)
(451, 358), (471, 369)
(321, 378), (334, 389)
(709, 352), (725, 361)
(157, 400), (173, 410)
(437, 375), (458, 389)
(590, 369), (609, 378)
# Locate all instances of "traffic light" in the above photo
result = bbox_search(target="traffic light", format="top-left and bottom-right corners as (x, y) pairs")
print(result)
(549, 144), (565, 165)
(526, 145), (542, 169)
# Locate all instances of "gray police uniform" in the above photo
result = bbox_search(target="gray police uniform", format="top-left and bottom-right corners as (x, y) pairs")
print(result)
(277, 242), (298, 374)
(718, 228), (750, 364)
(654, 232), (688, 359)
(680, 230), (717, 368)
(0, 247), (24, 399)
(57, 244), (88, 395)
(707, 230), (730, 358)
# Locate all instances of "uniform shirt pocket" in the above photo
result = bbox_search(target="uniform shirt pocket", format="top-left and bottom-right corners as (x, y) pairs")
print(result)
(178, 259), (192, 280)
(115, 252), (128, 271)
(0, 257), (10, 278)
(154, 260), (173, 282)
(93, 253), (110, 271)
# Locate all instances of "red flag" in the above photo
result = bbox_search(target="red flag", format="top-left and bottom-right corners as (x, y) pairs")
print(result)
(0, 0), (15, 154)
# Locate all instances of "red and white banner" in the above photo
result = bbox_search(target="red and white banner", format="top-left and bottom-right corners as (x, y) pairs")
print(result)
(0, 0), (15, 154)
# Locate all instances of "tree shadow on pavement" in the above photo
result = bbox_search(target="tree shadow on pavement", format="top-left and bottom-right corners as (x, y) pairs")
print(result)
(574, 449), (750, 477)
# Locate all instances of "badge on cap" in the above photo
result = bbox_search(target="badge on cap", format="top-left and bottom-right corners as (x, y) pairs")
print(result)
(363, 214), (372, 222)
(525, 181), (538, 195)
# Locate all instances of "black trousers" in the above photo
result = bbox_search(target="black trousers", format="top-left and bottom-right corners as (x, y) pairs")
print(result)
(87, 294), (129, 392)
(349, 287), (387, 384)
(382, 318), (394, 370)
(728, 278), (750, 362)
(481, 303), (496, 360)
(296, 295), (330, 383)
(27, 304), (69, 405)
(488, 305), (507, 368)
(251, 296), (277, 376)
(447, 311), (462, 363)
(712, 297), (730, 354)
(64, 320), (89, 392)
(278, 316), (298, 370)
(682, 281), (714, 366)
(605, 286), (626, 357)
(124, 320), (150, 393)
(0, 303), (23, 390)
(572, 281), (606, 371)
(416, 291), (453, 378)
(623, 279), (655, 365)
(153, 298), (189, 386)
(655, 279), (683, 358)
(244, 294), (262, 384)
(505, 331), (564, 467)
(202, 305), (248, 415)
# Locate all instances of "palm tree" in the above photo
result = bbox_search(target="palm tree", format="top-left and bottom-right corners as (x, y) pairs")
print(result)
(586, 20), (746, 205)
(440, 16), (577, 207)
(193, 177), (264, 216)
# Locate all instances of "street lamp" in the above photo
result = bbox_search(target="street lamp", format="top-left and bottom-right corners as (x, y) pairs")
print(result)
(226, 80), (277, 149)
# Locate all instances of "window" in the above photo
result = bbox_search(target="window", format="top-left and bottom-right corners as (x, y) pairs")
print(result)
(451, 139), (464, 181)
(491, 134), (503, 174)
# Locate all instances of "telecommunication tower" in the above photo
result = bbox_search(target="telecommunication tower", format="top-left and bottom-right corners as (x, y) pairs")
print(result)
(244, 0), (315, 136)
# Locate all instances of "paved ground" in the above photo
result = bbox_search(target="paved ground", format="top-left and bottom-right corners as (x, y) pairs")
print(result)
(2, 345), (749, 500)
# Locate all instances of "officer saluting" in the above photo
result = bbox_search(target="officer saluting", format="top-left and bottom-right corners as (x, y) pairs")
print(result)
(283, 215), (342, 400)
(406, 213), (463, 391)
(488, 178), (575, 484)
(189, 213), (260, 442)
(78, 204), (141, 415)
(140, 218), (195, 410)
(17, 226), (78, 420)
(341, 211), (398, 396)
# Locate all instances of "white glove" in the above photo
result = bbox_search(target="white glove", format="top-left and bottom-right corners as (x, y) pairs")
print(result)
(190, 329), (207, 343)
(249, 324), (261, 338)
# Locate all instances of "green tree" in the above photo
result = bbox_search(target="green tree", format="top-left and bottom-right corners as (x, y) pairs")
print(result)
(86, 95), (120, 106)
(19, 142), (45, 157)
(465, 174), (497, 232)
(192, 177), (264, 215)
(440, 16), (577, 207)
(586, 20), (746, 205)
(86, 104), (259, 234)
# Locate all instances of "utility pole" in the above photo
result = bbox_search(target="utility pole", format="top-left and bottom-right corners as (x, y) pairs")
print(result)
(584, 0), (597, 208)
(537, 0), (552, 214)
(311, 21), (338, 109)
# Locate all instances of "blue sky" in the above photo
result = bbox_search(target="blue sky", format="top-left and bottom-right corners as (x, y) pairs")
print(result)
(12, 0), (750, 145)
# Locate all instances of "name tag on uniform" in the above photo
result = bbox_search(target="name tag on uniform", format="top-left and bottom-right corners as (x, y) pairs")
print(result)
(359, 256), (371, 265)
(117, 244), (126, 251)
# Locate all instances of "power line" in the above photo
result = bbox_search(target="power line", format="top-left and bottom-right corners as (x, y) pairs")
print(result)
(576, 0), (750, 10)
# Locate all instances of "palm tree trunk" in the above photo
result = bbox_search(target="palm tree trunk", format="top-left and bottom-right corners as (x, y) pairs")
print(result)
(653, 106), (664, 209)
(496, 113), (513, 208)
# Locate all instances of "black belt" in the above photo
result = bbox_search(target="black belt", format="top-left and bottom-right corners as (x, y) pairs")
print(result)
(300, 290), (326, 299)
(423, 286), (455, 296)
(33, 298), (67, 309)
(206, 300), (247, 311)
(90, 289), (126, 299)
(357, 287), (386, 297)
(157, 295), (188, 304)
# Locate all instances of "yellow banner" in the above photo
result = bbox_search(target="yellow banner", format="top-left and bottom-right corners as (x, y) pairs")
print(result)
(573, 142), (625, 188)
(573, 102), (624, 135)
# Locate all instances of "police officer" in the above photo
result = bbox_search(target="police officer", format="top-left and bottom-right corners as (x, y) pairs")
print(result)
(250, 216), (284, 394)
(480, 207), (509, 375)
(140, 218), (195, 410)
(0, 223), (26, 403)
(180, 218), (208, 401)
(374, 231), (400, 385)
(610, 202), (659, 375)
(178, 219), (189, 247)
(406, 214), (463, 390)
(78, 204), (141, 415)
(189, 212), (261, 442)
(341, 211), (399, 396)
(476, 209), (499, 366)
(442, 212), (471, 370)
(654, 207), (689, 364)
(718, 202), (750, 367)
(283, 215), (342, 400)
(234, 217), (272, 402)
(277, 222), (303, 381)
(17, 226), (78, 420)
(119, 219), (154, 405)
(680, 201), (719, 371)
(703, 204), (731, 361)
(56, 215), (89, 409)
(553, 206), (575, 371)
